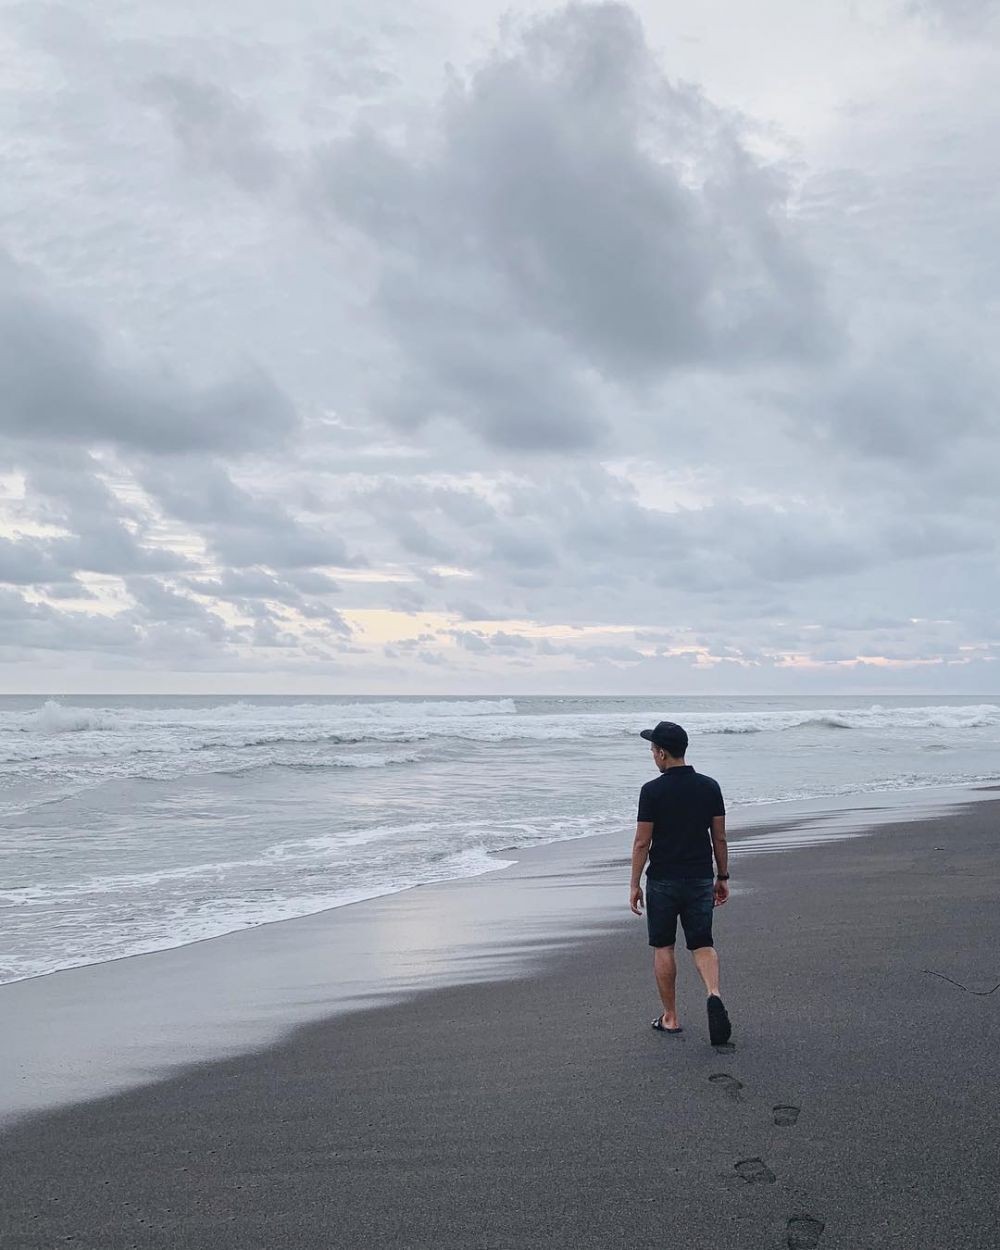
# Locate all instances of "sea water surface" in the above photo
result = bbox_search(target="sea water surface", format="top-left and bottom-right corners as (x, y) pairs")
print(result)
(2, 693), (999, 984)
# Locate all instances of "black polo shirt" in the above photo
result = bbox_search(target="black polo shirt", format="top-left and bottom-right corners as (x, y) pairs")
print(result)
(637, 765), (725, 880)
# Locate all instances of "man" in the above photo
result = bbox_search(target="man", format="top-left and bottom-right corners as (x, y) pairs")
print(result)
(629, 720), (732, 1045)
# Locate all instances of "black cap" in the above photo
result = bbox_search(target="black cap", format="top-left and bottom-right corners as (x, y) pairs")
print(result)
(639, 720), (689, 754)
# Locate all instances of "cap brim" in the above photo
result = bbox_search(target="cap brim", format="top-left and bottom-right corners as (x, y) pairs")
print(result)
(639, 729), (656, 741)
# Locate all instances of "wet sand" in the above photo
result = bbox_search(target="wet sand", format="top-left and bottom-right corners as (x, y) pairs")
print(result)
(3, 798), (999, 1248)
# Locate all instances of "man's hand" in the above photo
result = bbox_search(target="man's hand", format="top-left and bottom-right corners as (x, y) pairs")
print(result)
(713, 879), (730, 907)
(630, 885), (644, 916)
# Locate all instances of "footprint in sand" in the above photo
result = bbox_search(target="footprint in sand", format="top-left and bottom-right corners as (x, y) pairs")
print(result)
(773, 1104), (800, 1126)
(734, 1157), (775, 1184)
(787, 1215), (824, 1248)
(709, 1073), (743, 1101)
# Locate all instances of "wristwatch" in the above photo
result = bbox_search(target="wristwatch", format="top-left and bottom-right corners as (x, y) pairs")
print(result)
(716, 873), (730, 880)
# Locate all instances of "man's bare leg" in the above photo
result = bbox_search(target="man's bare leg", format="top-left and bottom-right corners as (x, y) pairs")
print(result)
(653, 946), (679, 1028)
(691, 945), (721, 997)
(692, 945), (732, 1042)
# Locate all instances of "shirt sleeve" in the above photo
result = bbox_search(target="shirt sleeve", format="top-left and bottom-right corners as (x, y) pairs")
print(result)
(708, 779), (726, 817)
(637, 783), (655, 823)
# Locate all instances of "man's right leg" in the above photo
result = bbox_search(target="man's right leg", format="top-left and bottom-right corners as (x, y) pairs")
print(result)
(646, 879), (681, 1029)
(653, 945), (679, 1030)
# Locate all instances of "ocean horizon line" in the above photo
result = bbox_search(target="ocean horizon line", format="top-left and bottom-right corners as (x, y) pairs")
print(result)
(2, 690), (1000, 700)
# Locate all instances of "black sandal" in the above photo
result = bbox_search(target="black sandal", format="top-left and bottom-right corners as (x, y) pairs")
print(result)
(651, 1016), (683, 1034)
(707, 995), (732, 1045)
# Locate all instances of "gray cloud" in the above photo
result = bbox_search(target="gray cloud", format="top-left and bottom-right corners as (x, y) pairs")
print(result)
(0, 537), (66, 586)
(312, 3), (832, 449)
(124, 576), (231, 640)
(489, 525), (558, 570)
(284, 569), (340, 594)
(142, 74), (285, 193)
(790, 326), (1000, 473)
(49, 521), (183, 578)
(396, 519), (458, 563)
(445, 597), (512, 622)
(906, 0), (999, 33)
(0, 252), (297, 454)
(138, 459), (359, 572)
(0, 448), (189, 585)
(0, 587), (141, 652)
(186, 567), (320, 604)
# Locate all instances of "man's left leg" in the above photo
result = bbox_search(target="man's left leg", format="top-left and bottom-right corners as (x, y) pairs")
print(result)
(691, 946), (731, 1044)
(691, 945), (720, 997)
(681, 882), (732, 1045)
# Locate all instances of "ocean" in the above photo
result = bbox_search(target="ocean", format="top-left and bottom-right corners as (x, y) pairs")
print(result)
(2, 693), (998, 985)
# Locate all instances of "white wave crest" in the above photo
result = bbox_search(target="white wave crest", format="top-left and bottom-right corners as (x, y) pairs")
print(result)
(24, 701), (121, 734)
(291, 752), (420, 770)
(779, 705), (1000, 732)
(655, 705), (1000, 736)
(14, 697), (516, 735)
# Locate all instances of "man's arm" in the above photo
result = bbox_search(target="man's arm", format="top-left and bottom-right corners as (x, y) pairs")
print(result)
(630, 821), (653, 914)
(711, 814), (729, 906)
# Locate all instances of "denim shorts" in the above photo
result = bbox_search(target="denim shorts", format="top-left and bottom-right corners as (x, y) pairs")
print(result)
(645, 876), (715, 950)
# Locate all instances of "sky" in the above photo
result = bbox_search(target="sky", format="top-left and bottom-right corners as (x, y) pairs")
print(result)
(1, 0), (999, 695)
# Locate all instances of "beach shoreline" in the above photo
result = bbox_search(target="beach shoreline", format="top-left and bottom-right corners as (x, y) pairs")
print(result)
(1, 781), (996, 1129)
(4, 789), (1000, 1247)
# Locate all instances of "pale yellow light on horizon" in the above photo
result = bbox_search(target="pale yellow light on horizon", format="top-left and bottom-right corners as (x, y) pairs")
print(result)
(332, 569), (419, 584)
(340, 610), (651, 645)
(338, 611), (727, 663)
(342, 610), (456, 643)
(0, 519), (71, 540)
(427, 566), (475, 579)
(774, 653), (955, 670)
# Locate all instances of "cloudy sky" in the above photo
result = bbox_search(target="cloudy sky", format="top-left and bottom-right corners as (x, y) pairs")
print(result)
(1, 0), (999, 694)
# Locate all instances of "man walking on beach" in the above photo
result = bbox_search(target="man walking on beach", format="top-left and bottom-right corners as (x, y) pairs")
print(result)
(629, 721), (732, 1045)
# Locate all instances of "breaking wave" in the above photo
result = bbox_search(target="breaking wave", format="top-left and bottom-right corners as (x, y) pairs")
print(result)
(18, 698), (517, 736)
(695, 705), (1000, 735)
(3, 701), (999, 766)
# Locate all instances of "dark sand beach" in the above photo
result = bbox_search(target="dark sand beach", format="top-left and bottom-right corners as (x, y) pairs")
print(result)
(4, 796), (999, 1249)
